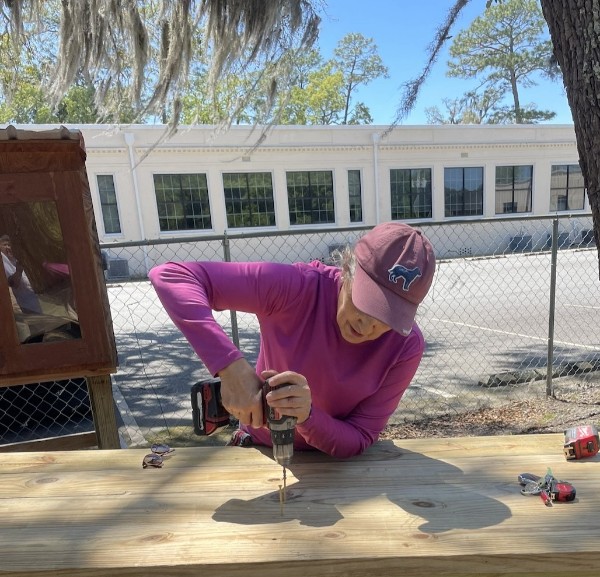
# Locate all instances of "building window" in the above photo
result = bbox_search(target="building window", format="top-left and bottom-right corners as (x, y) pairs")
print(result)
(223, 172), (275, 228)
(444, 167), (484, 217)
(550, 164), (585, 211)
(153, 173), (212, 231)
(495, 165), (533, 214)
(348, 170), (363, 222)
(390, 168), (432, 219)
(556, 195), (568, 211)
(286, 170), (335, 225)
(96, 174), (121, 234)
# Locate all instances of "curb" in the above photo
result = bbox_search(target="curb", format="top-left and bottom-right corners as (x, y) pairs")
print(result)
(479, 360), (600, 388)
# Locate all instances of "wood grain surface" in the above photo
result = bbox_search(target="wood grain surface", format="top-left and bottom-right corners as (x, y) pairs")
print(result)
(1, 434), (599, 577)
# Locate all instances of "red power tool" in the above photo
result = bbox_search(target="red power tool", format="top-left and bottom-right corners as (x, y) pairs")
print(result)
(191, 378), (297, 467)
(191, 378), (230, 435)
(563, 425), (599, 460)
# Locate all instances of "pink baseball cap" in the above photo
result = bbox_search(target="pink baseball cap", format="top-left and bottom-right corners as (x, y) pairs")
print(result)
(352, 222), (435, 336)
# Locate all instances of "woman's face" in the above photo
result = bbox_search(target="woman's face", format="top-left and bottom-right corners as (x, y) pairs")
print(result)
(336, 279), (391, 343)
(0, 239), (12, 258)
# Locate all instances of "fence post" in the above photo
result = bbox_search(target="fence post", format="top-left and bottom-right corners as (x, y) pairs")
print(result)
(222, 232), (240, 349)
(546, 217), (559, 397)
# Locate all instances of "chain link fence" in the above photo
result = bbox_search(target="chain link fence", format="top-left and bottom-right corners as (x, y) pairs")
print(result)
(1, 214), (599, 447)
(0, 378), (94, 444)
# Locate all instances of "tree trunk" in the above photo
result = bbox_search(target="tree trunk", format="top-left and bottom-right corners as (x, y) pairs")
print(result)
(541, 0), (600, 278)
(510, 70), (521, 123)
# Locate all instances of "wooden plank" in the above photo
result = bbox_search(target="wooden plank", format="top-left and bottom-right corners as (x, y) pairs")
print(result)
(1, 435), (599, 577)
(0, 431), (97, 453)
(87, 374), (120, 449)
(0, 434), (567, 470)
(0, 367), (117, 388)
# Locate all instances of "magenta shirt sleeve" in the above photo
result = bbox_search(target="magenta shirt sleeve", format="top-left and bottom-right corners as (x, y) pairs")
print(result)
(148, 261), (250, 375)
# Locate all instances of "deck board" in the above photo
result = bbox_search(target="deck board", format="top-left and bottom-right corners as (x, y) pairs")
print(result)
(1, 434), (599, 577)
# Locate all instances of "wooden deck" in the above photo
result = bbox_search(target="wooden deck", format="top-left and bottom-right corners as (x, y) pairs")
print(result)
(2, 433), (599, 576)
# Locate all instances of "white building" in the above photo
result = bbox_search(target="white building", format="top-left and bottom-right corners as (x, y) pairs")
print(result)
(14, 123), (592, 276)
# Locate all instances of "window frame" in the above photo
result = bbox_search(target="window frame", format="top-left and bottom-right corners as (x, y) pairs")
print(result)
(444, 166), (484, 218)
(153, 173), (213, 232)
(494, 165), (533, 215)
(347, 169), (363, 223)
(550, 164), (586, 212)
(222, 171), (276, 229)
(286, 170), (336, 226)
(390, 167), (433, 220)
(96, 174), (122, 235)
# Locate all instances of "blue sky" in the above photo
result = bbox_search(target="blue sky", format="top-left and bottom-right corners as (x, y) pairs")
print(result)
(316, 0), (573, 125)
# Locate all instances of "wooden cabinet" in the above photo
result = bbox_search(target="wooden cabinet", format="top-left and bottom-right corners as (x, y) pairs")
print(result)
(0, 126), (117, 386)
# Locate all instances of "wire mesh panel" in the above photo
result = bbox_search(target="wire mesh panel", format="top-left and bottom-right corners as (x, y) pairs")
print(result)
(415, 217), (599, 421)
(0, 378), (94, 444)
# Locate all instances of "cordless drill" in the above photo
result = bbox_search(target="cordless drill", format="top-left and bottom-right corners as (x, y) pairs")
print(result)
(262, 381), (297, 468)
(191, 377), (297, 467)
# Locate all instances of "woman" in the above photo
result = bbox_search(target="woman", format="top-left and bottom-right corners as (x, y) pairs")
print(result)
(149, 222), (435, 458)
(0, 234), (42, 314)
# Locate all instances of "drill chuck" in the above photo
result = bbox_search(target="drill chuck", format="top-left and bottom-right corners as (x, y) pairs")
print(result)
(263, 381), (297, 466)
(269, 417), (296, 467)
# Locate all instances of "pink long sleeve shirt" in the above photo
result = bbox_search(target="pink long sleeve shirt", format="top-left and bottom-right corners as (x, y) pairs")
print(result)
(149, 260), (425, 458)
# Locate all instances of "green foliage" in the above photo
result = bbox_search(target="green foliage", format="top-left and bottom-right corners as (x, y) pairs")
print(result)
(332, 33), (389, 124)
(425, 85), (555, 124)
(0, 19), (137, 125)
(180, 66), (255, 125)
(274, 34), (387, 125)
(446, 0), (556, 124)
(0, 0), (323, 128)
(0, 4), (387, 127)
(279, 62), (345, 124)
(348, 102), (373, 125)
(426, 88), (501, 124)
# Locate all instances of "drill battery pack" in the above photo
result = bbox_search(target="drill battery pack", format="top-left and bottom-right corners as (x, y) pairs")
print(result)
(190, 378), (230, 436)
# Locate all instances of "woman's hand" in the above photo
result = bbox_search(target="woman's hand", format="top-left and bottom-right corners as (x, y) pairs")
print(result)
(261, 370), (312, 424)
(218, 358), (264, 428)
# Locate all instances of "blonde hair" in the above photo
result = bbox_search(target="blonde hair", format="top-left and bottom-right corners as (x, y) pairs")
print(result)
(330, 245), (356, 284)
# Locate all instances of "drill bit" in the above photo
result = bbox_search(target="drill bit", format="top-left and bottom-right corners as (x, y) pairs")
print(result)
(278, 467), (288, 516)
(278, 484), (284, 516)
(282, 466), (287, 502)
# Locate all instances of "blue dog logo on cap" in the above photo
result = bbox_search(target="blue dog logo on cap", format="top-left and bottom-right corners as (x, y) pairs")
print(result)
(388, 264), (422, 291)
